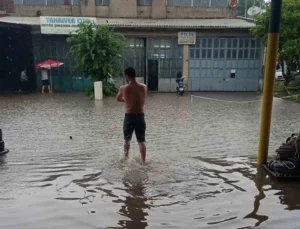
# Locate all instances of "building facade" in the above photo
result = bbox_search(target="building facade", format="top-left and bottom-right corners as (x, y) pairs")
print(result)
(0, 0), (262, 92)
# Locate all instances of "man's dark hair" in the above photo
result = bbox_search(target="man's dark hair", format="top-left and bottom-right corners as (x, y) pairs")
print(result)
(124, 67), (136, 78)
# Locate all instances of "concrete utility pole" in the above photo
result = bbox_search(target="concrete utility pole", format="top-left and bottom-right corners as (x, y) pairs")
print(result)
(257, 0), (282, 166)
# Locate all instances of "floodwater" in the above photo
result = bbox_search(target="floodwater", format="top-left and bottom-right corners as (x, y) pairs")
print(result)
(1, 92), (300, 229)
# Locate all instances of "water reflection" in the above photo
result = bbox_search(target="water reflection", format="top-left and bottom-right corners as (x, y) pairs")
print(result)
(115, 182), (149, 229)
(270, 177), (300, 211)
(0, 156), (6, 166)
(244, 167), (268, 227)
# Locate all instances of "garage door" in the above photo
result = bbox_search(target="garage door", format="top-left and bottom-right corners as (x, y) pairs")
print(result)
(188, 37), (261, 92)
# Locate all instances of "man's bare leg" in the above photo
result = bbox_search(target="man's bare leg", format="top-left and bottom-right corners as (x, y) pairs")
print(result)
(124, 141), (130, 158)
(42, 86), (45, 94)
(48, 85), (52, 93)
(138, 142), (146, 165)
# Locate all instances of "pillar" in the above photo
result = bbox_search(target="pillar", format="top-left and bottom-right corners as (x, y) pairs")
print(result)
(182, 45), (189, 90)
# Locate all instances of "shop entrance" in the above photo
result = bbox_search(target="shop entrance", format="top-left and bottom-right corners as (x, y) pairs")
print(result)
(0, 24), (36, 91)
(147, 59), (159, 91)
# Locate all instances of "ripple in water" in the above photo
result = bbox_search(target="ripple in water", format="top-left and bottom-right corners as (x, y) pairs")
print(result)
(1, 93), (300, 229)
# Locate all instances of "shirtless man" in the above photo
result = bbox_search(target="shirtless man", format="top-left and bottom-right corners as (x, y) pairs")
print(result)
(116, 67), (147, 165)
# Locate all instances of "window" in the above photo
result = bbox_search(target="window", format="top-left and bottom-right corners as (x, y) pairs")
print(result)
(190, 38), (213, 60)
(193, 0), (209, 7)
(167, 0), (191, 6)
(237, 38), (259, 60)
(13, 0), (22, 4)
(167, 0), (228, 7)
(210, 0), (228, 7)
(123, 38), (145, 80)
(147, 38), (182, 78)
(190, 37), (261, 62)
(190, 49), (195, 58)
(72, 0), (80, 5)
(95, 0), (109, 6)
(23, 0), (46, 5)
(226, 38), (238, 60)
(47, 0), (65, 5)
(213, 49), (219, 59)
(137, 0), (152, 6)
(19, 0), (80, 5)
(249, 39), (261, 60)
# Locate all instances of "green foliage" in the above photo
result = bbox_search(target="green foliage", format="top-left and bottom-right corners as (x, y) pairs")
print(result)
(67, 21), (126, 97)
(290, 94), (300, 102)
(103, 83), (118, 97)
(84, 83), (117, 100)
(274, 81), (285, 93)
(251, 0), (300, 85)
(85, 86), (95, 100)
(274, 81), (300, 102)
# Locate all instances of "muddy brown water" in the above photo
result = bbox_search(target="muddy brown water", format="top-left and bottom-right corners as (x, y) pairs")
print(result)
(1, 92), (300, 229)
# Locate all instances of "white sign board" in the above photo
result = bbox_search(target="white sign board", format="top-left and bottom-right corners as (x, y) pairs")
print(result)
(40, 16), (97, 35)
(178, 32), (196, 45)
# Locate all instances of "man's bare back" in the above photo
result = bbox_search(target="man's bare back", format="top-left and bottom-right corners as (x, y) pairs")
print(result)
(120, 82), (147, 114)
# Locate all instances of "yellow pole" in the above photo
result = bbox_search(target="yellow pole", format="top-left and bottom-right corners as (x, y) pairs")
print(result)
(258, 0), (282, 166)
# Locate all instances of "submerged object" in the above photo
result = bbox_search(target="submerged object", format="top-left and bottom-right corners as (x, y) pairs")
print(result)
(0, 129), (9, 156)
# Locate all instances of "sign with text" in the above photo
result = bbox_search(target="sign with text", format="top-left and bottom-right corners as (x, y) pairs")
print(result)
(178, 32), (196, 45)
(40, 16), (97, 35)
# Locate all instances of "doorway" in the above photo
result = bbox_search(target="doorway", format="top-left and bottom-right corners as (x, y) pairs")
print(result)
(148, 59), (158, 91)
(0, 25), (36, 91)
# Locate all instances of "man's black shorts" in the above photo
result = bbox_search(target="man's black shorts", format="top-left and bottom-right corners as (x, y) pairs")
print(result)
(42, 80), (49, 86)
(123, 113), (146, 142)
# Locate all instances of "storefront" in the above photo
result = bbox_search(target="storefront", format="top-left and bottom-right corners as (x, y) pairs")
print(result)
(0, 16), (260, 92)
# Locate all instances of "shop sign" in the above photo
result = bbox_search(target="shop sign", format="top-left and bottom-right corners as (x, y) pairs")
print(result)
(178, 32), (196, 45)
(40, 16), (97, 35)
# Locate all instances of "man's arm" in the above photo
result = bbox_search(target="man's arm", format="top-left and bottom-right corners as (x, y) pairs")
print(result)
(116, 86), (125, 102)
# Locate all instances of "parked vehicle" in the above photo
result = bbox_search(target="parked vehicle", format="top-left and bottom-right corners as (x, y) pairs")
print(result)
(176, 76), (185, 96)
(275, 70), (285, 81)
(275, 64), (299, 81)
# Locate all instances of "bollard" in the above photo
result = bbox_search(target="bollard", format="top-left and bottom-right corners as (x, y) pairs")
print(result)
(0, 129), (9, 155)
(94, 81), (103, 100)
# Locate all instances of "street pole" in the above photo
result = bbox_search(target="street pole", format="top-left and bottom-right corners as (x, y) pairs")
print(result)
(257, 0), (282, 166)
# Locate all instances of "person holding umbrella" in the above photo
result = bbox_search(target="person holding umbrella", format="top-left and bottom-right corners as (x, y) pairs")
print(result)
(41, 67), (52, 94)
(36, 60), (63, 94)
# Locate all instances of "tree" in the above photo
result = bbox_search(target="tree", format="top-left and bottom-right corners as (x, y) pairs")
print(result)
(67, 21), (126, 96)
(251, 0), (300, 86)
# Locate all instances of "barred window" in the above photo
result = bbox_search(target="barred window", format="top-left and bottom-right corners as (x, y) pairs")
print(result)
(190, 37), (261, 61)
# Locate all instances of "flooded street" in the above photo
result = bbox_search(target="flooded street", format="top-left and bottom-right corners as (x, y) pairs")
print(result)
(1, 92), (300, 229)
